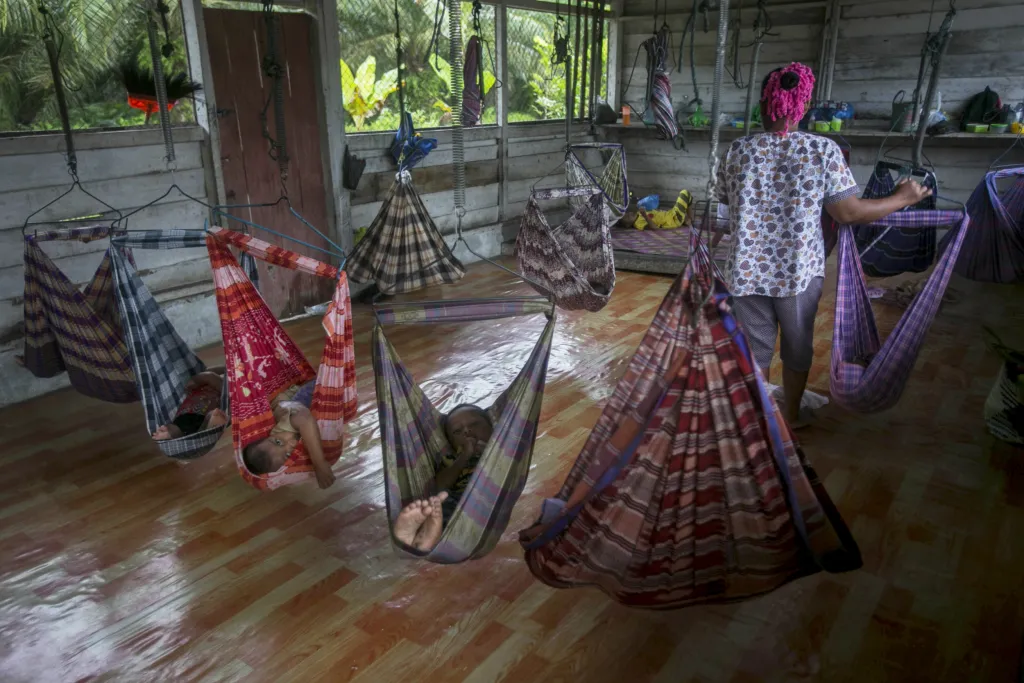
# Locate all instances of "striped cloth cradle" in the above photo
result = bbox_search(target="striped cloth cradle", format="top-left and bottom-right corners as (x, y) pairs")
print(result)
(22, 225), (138, 403)
(520, 241), (860, 609)
(515, 187), (616, 312)
(374, 297), (555, 564)
(938, 167), (1024, 284)
(831, 209), (970, 413)
(108, 229), (257, 460)
(983, 329), (1024, 446)
(345, 170), (466, 294)
(207, 227), (358, 490)
(854, 164), (938, 277)
(566, 142), (629, 222)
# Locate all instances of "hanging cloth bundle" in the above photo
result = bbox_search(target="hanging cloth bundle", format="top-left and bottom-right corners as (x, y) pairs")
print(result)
(207, 227), (357, 490)
(516, 188), (615, 311)
(519, 243), (861, 608)
(854, 163), (938, 277)
(376, 297), (555, 563)
(831, 209), (970, 414)
(937, 168), (1024, 284)
(345, 171), (466, 294)
(390, 0), (437, 170)
(565, 143), (630, 221)
(108, 229), (250, 460)
(462, 36), (483, 127)
(645, 25), (679, 142)
(983, 328), (1024, 446)
(22, 226), (138, 403)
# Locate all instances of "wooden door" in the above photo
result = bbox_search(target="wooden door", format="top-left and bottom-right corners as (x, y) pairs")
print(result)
(204, 8), (333, 318)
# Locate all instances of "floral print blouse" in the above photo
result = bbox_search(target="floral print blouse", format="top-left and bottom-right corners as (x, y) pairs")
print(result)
(715, 132), (858, 297)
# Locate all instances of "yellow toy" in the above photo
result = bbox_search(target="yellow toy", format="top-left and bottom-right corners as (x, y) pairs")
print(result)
(634, 189), (693, 230)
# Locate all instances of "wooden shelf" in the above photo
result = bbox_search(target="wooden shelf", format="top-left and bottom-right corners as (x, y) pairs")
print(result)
(596, 123), (1021, 147)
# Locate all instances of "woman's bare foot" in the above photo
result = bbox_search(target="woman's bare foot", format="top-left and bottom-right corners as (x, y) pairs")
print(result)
(413, 492), (448, 552)
(393, 499), (430, 547)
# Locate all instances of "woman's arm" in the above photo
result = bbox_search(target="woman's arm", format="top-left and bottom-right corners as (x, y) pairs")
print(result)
(290, 407), (335, 489)
(826, 179), (932, 225)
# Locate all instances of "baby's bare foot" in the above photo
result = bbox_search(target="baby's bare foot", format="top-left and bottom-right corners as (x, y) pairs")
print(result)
(413, 492), (448, 552)
(393, 500), (429, 547)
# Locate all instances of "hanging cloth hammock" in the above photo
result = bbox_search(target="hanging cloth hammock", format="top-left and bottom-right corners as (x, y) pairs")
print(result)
(462, 35), (483, 127)
(108, 229), (252, 460)
(345, 170), (466, 294)
(515, 187), (615, 312)
(22, 225), (138, 403)
(854, 164), (938, 277)
(375, 296), (555, 563)
(207, 227), (357, 490)
(565, 142), (629, 220)
(831, 209), (969, 413)
(519, 242), (861, 608)
(937, 167), (1024, 284)
(645, 25), (679, 142)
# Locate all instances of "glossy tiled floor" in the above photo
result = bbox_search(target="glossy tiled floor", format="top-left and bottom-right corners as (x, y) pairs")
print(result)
(1, 257), (1022, 683)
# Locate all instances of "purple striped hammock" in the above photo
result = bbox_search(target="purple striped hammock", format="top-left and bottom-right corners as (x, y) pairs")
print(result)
(938, 167), (1024, 284)
(831, 208), (970, 413)
(374, 297), (555, 564)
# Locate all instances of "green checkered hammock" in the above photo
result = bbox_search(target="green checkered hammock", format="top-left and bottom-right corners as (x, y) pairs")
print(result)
(109, 229), (259, 460)
(22, 225), (138, 403)
(374, 297), (555, 563)
(346, 170), (466, 294)
(566, 143), (629, 220)
(519, 242), (861, 608)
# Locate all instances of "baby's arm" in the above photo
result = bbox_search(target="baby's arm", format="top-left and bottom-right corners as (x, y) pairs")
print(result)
(287, 405), (335, 489)
(188, 368), (225, 392)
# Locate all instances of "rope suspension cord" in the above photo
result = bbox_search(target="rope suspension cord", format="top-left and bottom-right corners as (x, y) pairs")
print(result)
(742, 0), (775, 136)
(572, 0), (583, 123)
(701, 0), (730, 249)
(147, 0), (175, 163)
(38, 5), (77, 179)
(261, 0), (289, 192)
(590, 2), (604, 124)
(912, 1), (956, 169)
(578, 0), (590, 123)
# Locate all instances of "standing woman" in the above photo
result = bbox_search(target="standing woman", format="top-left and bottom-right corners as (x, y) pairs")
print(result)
(715, 62), (931, 427)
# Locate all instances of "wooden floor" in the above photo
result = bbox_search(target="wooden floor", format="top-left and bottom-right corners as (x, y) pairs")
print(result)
(2, 257), (1023, 683)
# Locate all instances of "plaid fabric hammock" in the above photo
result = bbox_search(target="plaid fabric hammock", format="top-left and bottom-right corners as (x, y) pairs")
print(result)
(345, 171), (466, 294)
(515, 187), (615, 311)
(831, 209), (970, 413)
(983, 328), (1024, 446)
(643, 26), (677, 141)
(207, 227), (358, 490)
(109, 229), (238, 460)
(375, 297), (555, 563)
(938, 168), (1024, 283)
(854, 164), (938, 277)
(566, 143), (629, 220)
(519, 243), (860, 609)
(462, 35), (483, 127)
(22, 225), (138, 403)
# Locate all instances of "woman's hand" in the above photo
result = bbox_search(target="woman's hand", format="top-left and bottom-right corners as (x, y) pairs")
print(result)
(894, 178), (932, 207)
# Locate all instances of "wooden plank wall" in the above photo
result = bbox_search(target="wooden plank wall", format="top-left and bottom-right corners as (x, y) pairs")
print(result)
(834, 0), (1024, 119)
(345, 122), (589, 253)
(619, 0), (827, 120)
(0, 127), (220, 408)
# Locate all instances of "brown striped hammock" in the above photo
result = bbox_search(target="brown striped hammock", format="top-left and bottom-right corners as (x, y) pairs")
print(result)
(519, 240), (861, 609)
(515, 187), (616, 312)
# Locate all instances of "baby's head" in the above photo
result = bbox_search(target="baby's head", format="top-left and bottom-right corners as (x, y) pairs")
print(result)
(443, 404), (493, 457)
(242, 432), (297, 475)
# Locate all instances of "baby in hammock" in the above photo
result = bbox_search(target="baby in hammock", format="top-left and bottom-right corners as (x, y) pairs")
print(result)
(393, 404), (494, 551)
(152, 367), (229, 441)
(241, 380), (336, 489)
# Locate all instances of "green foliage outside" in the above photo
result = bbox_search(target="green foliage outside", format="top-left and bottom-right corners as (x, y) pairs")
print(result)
(0, 0), (195, 132)
(0, 0), (606, 135)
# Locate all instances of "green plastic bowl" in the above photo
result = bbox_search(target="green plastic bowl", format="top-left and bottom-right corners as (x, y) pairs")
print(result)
(990, 124), (1008, 133)
(967, 123), (990, 133)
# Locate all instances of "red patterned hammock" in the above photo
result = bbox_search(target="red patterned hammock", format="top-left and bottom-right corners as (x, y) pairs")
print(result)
(520, 242), (860, 609)
(206, 227), (357, 490)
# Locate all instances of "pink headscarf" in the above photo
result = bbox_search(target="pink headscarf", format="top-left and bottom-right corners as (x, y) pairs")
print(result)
(762, 62), (815, 135)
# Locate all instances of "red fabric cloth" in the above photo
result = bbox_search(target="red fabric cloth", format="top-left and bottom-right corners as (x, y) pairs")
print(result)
(207, 229), (357, 490)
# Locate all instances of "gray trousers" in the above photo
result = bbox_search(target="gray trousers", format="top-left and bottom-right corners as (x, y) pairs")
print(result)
(730, 277), (824, 374)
